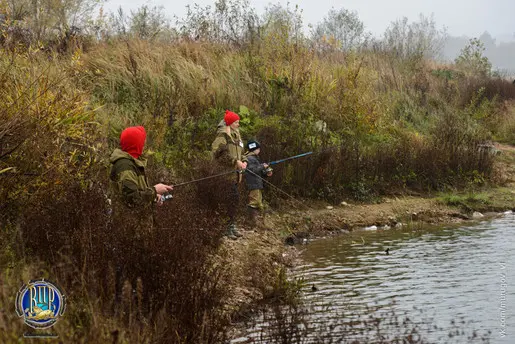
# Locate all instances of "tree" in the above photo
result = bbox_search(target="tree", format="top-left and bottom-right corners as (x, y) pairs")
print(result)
(176, 0), (259, 46)
(3, 0), (103, 41)
(382, 14), (447, 60)
(261, 2), (304, 44)
(455, 38), (492, 77)
(479, 31), (496, 51)
(129, 5), (170, 40)
(311, 8), (368, 52)
(107, 5), (172, 41)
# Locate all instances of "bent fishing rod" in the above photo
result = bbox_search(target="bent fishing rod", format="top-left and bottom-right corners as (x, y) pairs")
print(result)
(161, 151), (313, 201)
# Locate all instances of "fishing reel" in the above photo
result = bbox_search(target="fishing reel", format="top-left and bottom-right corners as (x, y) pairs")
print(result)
(161, 193), (173, 202)
(264, 166), (273, 174)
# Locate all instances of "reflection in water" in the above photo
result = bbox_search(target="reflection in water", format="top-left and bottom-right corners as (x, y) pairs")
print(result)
(235, 214), (515, 343)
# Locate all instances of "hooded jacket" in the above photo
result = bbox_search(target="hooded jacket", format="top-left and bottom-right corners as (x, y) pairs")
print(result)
(244, 151), (268, 190)
(211, 120), (246, 168)
(109, 148), (156, 207)
(120, 126), (146, 159)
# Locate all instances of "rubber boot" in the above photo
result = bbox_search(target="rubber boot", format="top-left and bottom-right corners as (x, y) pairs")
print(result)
(224, 223), (243, 240)
(224, 227), (237, 240)
(230, 223), (243, 238)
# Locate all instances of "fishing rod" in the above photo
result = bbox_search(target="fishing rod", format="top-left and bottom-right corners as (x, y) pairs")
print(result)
(161, 169), (241, 201)
(161, 151), (313, 202)
(267, 152), (313, 166)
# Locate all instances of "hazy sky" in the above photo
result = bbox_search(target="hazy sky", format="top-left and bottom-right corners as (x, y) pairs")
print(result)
(104, 0), (515, 40)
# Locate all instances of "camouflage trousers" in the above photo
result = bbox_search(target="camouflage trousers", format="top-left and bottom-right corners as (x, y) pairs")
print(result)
(248, 189), (263, 210)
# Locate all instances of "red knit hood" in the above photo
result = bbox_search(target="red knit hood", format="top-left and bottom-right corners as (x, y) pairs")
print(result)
(224, 110), (240, 126)
(120, 126), (146, 159)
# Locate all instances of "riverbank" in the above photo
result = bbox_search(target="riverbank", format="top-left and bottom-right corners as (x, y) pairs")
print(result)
(223, 142), (515, 335)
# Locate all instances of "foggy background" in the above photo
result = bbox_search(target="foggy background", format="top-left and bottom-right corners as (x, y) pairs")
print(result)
(103, 0), (515, 75)
(444, 32), (515, 75)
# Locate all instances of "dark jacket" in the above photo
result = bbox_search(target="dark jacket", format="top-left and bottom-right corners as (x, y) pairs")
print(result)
(244, 152), (268, 190)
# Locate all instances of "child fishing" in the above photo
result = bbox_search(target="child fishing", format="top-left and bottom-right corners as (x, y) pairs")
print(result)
(244, 140), (273, 227)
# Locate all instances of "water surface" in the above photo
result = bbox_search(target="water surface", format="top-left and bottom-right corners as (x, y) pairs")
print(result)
(235, 214), (515, 343)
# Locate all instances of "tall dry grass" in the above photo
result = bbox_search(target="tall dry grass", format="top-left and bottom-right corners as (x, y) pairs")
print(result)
(0, 47), (236, 343)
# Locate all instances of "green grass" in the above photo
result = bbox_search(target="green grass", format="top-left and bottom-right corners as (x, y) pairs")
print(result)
(437, 187), (515, 212)
(438, 192), (491, 208)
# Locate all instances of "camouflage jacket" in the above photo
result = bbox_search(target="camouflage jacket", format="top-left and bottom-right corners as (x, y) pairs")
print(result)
(211, 122), (246, 168)
(109, 148), (156, 208)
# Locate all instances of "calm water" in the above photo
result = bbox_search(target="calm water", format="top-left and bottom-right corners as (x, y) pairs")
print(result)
(234, 213), (515, 343)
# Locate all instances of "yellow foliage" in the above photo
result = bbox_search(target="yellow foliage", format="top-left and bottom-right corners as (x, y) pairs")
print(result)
(0, 49), (103, 202)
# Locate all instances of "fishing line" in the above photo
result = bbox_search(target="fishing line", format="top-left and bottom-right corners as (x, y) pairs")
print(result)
(161, 169), (242, 201)
(173, 169), (239, 187)
(245, 169), (349, 233)
(162, 152), (314, 200)
(245, 169), (311, 212)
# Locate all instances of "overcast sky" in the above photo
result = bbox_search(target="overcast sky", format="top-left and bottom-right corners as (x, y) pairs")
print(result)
(104, 0), (515, 40)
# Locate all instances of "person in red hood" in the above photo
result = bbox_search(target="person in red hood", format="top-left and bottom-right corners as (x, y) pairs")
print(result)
(108, 126), (173, 309)
(109, 126), (173, 207)
(211, 110), (247, 239)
